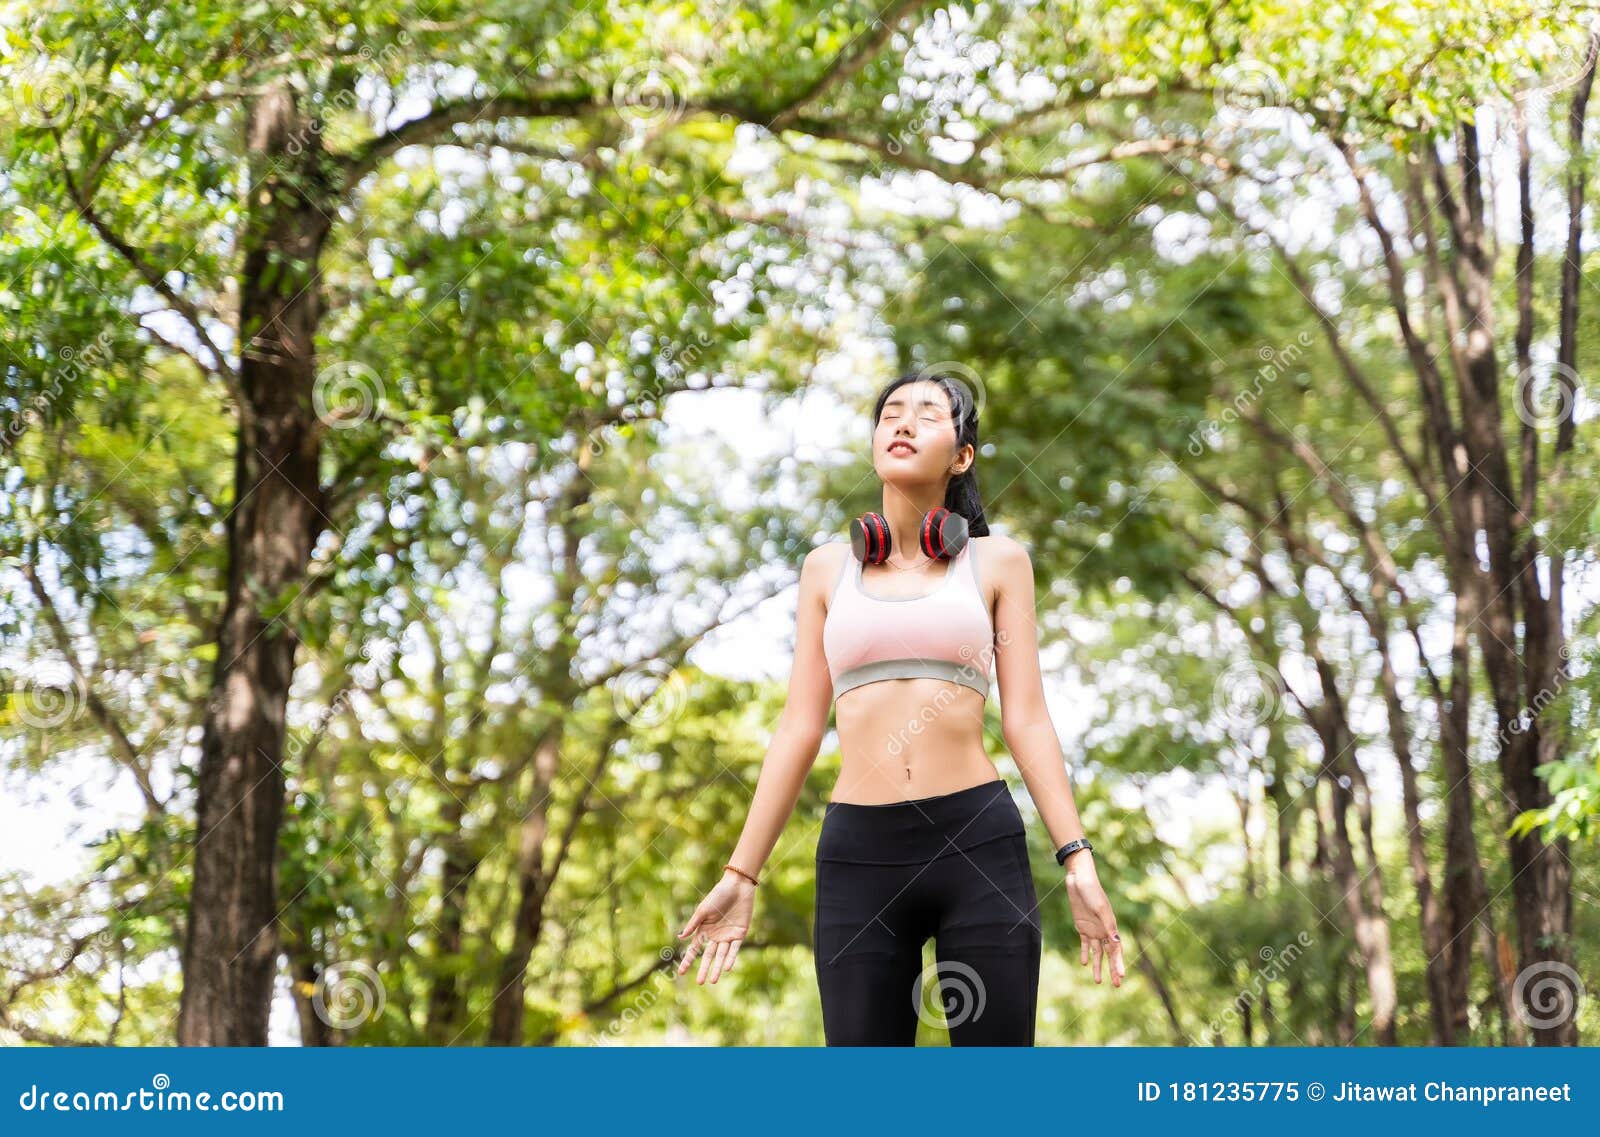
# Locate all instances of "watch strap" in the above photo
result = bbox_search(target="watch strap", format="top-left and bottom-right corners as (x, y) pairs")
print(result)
(1055, 838), (1094, 865)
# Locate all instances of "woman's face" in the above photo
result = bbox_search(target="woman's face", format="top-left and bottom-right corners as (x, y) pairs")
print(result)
(873, 380), (965, 483)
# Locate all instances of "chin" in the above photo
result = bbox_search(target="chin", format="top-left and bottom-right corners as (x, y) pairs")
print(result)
(877, 462), (926, 483)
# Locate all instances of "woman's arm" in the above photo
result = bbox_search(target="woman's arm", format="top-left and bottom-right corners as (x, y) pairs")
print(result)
(990, 534), (1085, 852)
(679, 544), (837, 984)
(991, 534), (1125, 986)
(720, 542), (837, 880)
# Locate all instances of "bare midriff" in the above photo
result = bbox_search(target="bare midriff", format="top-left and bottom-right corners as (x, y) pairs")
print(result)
(830, 678), (1000, 804)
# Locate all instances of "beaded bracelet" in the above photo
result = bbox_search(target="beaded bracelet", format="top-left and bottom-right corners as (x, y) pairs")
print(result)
(723, 862), (760, 886)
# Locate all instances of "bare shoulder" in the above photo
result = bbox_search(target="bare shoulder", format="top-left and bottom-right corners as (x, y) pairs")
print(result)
(801, 539), (851, 593)
(975, 533), (1031, 575)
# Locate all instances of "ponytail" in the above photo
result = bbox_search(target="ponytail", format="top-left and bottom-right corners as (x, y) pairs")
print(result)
(944, 464), (989, 538)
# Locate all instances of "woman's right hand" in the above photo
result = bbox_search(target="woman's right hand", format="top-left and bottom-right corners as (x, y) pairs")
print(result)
(1063, 851), (1126, 987)
(676, 871), (756, 985)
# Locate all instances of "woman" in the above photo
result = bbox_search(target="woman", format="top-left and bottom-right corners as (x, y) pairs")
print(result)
(676, 372), (1124, 1045)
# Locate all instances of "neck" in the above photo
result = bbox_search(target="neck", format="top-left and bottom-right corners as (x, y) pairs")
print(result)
(879, 489), (944, 562)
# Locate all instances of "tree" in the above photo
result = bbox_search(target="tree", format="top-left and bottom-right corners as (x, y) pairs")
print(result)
(3, 0), (947, 1044)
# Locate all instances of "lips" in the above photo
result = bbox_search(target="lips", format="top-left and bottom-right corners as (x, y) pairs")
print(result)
(887, 441), (917, 456)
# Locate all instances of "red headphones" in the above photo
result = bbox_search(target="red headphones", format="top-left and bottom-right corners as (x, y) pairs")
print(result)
(850, 508), (969, 565)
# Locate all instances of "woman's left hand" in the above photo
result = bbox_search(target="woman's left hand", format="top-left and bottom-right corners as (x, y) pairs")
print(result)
(1063, 852), (1125, 987)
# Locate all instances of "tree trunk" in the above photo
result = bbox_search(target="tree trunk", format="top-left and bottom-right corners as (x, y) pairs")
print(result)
(177, 80), (331, 1046)
(487, 726), (563, 1044)
(1367, 603), (1454, 1044)
(425, 795), (481, 1042)
(1434, 583), (1522, 1044)
(484, 453), (594, 1045)
(1291, 562), (1397, 1044)
(1428, 126), (1576, 1045)
(1337, 961), (1358, 1045)
(287, 940), (337, 1047)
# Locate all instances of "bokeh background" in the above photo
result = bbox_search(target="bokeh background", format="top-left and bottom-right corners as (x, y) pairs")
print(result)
(2, 0), (1598, 1046)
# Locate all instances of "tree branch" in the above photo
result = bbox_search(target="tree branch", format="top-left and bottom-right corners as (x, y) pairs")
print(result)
(336, 92), (603, 196)
(767, 0), (938, 131)
(52, 135), (242, 401)
(20, 563), (164, 816)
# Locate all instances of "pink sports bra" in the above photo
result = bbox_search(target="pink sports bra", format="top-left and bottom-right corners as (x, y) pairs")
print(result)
(821, 538), (995, 702)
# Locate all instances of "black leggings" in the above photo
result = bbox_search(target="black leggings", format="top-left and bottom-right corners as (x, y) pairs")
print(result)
(813, 779), (1042, 1046)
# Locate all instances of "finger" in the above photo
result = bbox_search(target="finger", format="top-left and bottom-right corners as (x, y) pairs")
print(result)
(1079, 936), (1089, 967)
(697, 936), (717, 985)
(725, 940), (742, 972)
(1091, 937), (1104, 984)
(707, 940), (730, 984)
(676, 932), (702, 976)
(1096, 909), (1122, 979)
(679, 902), (707, 939)
(1110, 936), (1127, 985)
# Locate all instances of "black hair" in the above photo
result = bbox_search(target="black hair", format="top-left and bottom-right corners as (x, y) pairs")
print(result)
(870, 371), (990, 538)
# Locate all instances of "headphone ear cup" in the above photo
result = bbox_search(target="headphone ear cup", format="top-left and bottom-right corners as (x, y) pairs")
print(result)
(849, 512), (891, 564)
(920, 508), (969, 559)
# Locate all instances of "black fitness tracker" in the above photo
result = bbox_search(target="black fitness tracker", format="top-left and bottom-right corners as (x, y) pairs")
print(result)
(1055, 838), (1094, 866)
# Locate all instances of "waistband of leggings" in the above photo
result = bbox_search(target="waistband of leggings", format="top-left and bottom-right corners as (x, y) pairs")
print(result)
(817, 779), (1024, 864)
